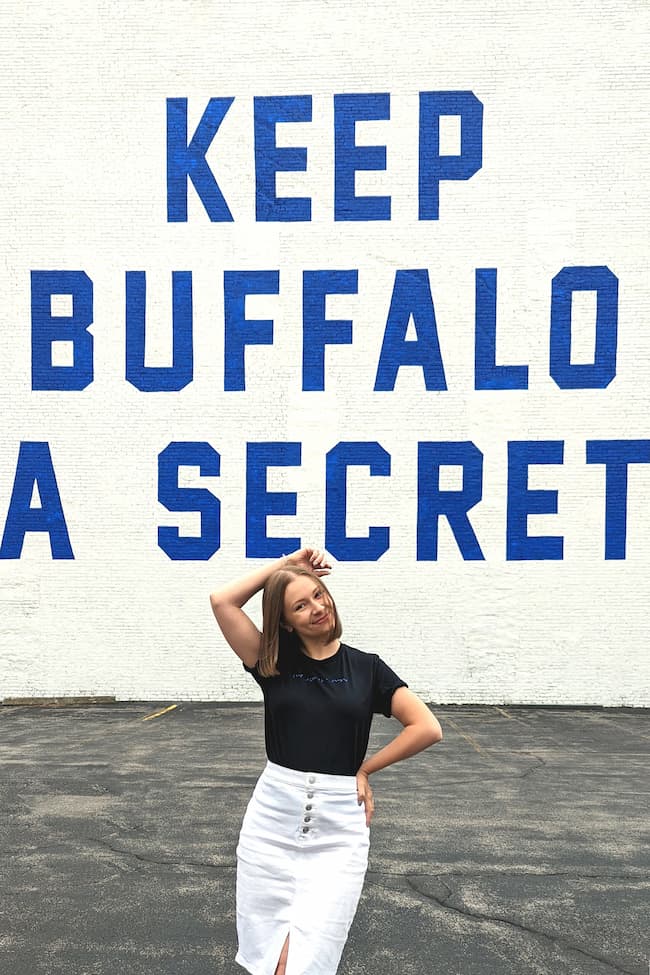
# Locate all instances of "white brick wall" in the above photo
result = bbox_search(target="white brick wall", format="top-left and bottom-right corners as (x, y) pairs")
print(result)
(1, 1), (648, 706)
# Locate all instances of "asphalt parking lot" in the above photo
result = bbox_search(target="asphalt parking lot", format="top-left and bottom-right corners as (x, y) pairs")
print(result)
(0, 702), (648, 975)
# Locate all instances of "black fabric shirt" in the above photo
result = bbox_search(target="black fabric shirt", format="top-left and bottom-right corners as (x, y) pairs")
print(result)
(243, 638), (408, 776)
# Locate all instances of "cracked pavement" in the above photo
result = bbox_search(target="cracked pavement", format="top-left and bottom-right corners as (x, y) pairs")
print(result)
(0, 703), (648, 974)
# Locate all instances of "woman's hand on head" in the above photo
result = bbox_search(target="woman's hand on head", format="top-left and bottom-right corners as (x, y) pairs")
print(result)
(284, 547), (333, 577)
(356, 769), (374, 827)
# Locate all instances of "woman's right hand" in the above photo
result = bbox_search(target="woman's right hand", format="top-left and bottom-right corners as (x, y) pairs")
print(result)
(283, 547), (333, 576)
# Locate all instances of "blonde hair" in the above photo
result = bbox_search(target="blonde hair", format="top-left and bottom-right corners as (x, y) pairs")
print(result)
(258, 567), (342, 677)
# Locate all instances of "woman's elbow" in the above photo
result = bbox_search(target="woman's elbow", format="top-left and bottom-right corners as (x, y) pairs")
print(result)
(209, 590), (226, 610)
(209, 591), (228, 621)
(425, 717), (443, 746)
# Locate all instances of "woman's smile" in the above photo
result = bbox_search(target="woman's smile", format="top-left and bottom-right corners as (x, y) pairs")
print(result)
(311, 612), (329, 625)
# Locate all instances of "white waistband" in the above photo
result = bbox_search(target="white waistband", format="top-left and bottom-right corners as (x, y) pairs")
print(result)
(262, 760), (358, 793)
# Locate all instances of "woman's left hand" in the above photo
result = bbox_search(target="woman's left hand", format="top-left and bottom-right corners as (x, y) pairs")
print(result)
(284, 547), (332, 577)
(356, 769), (374, 826)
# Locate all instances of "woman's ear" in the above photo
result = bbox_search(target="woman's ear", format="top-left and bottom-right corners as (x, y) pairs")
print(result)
(280, 620), (293, 632)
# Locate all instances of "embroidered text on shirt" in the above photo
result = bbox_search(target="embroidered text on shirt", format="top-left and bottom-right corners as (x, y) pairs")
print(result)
(290, 673), (349, 684)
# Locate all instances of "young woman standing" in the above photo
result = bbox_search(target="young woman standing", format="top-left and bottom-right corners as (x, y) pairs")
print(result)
(210, 547), (442, 975)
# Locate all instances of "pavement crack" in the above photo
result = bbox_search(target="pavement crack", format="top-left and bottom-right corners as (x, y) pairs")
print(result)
(519, 752), (547, 765)
(367, 868), (648, 881)
(403, 875), (639, 975)
(87, 836), (234, 872)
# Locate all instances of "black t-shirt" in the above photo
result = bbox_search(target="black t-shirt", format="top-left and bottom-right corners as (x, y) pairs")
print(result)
(243, 637), (408, 776)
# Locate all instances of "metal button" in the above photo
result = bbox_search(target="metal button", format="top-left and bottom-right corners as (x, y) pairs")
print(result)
(304, 816), (311, 823)
(308, 775), (315, 784)
(305, 804), (312, 811)
(302, 826), (309, 833)
(307, 792), (314, 799)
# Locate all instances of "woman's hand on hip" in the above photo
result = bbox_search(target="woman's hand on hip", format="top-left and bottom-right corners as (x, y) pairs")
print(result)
(356, 769), (374, 826)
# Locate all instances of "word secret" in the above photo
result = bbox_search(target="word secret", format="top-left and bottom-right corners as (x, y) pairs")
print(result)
(1, 438), (648, 562)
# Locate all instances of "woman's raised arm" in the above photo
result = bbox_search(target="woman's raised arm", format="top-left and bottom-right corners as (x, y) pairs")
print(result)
(209, 548), (332, 667)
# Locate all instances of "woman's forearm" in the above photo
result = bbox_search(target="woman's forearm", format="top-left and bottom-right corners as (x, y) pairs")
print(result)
(210, 556), (287, 609)
(359, 720), (442, 777)
(210, 547), (331, 611)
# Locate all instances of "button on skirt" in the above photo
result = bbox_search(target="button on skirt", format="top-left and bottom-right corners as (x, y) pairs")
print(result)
(235, 760), (370, 975)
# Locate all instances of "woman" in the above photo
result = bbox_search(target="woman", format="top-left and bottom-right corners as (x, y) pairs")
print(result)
(210, 547), (442, 975)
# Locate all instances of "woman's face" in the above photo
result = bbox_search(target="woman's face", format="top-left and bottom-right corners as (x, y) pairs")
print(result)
(282, 576), (333, 639)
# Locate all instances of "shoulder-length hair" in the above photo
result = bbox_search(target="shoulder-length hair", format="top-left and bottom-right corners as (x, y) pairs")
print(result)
(258, 567), (342, 677)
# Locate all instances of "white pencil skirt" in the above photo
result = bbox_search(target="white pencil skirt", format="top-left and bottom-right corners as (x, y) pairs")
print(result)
(235, 760), (370, 975)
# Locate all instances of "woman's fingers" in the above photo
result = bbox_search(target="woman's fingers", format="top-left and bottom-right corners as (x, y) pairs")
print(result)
(309, 548), (333, 574)
(356, 772), (374, 826)
(285, 547), (333, 575)
(317, 551), (332, 567)
(361, 789), (374, 826)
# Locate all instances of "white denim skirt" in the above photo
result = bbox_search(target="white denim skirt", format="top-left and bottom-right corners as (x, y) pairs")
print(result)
(235, 760), (370, 975)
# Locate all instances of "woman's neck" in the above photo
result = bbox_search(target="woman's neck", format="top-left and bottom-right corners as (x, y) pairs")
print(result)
(299, 637), (341, 660)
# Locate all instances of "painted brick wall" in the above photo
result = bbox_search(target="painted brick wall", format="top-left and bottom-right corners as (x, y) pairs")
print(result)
(1, 1), (648, 706)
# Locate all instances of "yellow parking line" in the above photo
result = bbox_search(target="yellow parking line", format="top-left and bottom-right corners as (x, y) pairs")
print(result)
(141, 704), (179, 722)
(444, 715), (488, 755)
(494, 705), (538, 729)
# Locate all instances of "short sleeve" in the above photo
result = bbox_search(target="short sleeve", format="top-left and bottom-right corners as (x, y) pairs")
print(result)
(372, 655), (408, 717)
(242, 659), (263, 688)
